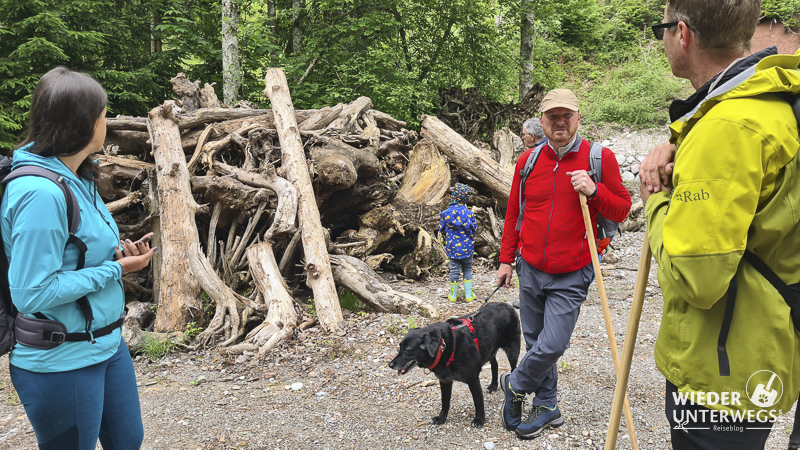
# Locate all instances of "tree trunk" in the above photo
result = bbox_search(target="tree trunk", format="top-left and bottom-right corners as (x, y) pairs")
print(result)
(171, 73), (201, 113)
(263, 68), (343, 331)
(493, 127), (524, 172)
(291, 0), (302, 54)
(245, 242), (298, 355)
(519, 1), (535, 100)
(420, 115), (512, 206)
(267, 0), (276, 34)
(308, 135), (380, 201)
(298, 103), (343, 131)
(325, 96), (373, 134)
(395, 138), (450, 206)
(214, 162), (298, 241)
(222, 0), (241, 105)
(147, 101), (244, 346)
(200, 83), (221, 109)
(330, 255), (439, 319)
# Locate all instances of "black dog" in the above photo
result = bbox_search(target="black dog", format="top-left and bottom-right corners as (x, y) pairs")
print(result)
(389, 302), (520, 427)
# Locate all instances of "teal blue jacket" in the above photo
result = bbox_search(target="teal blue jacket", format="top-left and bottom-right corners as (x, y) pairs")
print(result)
(1, 147), (124, 372)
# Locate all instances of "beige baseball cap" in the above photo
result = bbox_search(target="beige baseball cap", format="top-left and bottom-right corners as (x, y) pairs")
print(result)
(539, 89), (580, 113)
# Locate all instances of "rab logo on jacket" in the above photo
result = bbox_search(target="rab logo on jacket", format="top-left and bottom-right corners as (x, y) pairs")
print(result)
(673, 189), (710, 202)
(746, 370), (783, 408)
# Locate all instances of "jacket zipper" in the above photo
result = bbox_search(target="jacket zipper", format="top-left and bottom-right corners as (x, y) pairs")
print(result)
(542, 159), (559, 271)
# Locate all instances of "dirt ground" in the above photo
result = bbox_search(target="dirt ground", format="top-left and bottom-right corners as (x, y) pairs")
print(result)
(0, 129), (796, 449)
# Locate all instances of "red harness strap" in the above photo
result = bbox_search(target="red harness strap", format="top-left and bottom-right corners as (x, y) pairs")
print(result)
(427, 339), (446, 370)
(428, 327), (459, 370)
(453, 318), (479, 351)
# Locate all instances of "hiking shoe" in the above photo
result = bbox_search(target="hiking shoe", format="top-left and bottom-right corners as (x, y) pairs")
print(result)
(500, 372), (525, 431)
(515, 404), (564, 439)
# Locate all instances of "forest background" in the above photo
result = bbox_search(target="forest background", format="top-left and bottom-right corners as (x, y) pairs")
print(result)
(1, 0), (799, 151)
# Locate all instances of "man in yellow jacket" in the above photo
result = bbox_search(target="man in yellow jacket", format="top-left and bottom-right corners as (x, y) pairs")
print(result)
(640, 0), (800, 448)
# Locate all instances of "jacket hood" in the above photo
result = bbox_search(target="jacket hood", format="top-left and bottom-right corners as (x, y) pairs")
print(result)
(441, 204), (470, 229)
(11, 144), (82, 184)
(670, 47), (800, 140)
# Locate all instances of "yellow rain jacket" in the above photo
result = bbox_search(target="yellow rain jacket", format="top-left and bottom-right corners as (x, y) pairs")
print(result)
(646, 48), (800, 415)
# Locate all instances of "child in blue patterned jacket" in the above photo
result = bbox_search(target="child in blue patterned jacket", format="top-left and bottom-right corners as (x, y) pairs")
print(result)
(439, 183), (477, 302)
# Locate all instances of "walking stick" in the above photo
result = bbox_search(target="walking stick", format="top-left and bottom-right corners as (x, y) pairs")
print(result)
(605, 234), (652, 449)
(579, 193), (639, 450)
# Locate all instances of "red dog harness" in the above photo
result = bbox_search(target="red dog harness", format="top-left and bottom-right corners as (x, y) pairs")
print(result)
(452, 317), (479, 351)
(427, 317), (480, 370)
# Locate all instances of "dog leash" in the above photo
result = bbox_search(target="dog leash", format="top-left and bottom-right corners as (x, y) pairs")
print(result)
(483, 284), (502, 303)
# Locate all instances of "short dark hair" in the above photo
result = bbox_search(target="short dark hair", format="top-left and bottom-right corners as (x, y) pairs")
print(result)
(20, 67), (107, 179)
(666, 0), (761, 54)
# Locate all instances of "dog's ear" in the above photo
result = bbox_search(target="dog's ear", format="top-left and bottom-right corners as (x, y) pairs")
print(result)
(422, 333), (440, 359)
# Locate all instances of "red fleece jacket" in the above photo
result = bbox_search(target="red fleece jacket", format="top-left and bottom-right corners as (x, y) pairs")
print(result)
(500, 139), (632, 273)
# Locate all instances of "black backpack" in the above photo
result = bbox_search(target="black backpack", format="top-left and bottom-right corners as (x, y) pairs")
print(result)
(0, 157), (121, 356)
(515, 140), (621, 251)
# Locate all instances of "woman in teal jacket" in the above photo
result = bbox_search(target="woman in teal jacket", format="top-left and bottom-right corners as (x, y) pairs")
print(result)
(2, 67), (156, 449)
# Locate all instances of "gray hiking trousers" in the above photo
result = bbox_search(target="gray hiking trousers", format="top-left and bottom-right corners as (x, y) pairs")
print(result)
(509, 256), (593, 407)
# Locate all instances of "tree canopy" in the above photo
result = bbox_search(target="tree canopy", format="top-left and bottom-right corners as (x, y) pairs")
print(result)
(1, 0), (798, 149)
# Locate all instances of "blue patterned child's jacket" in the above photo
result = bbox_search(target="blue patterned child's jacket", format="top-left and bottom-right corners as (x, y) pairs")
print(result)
(439, 203), (476, 259)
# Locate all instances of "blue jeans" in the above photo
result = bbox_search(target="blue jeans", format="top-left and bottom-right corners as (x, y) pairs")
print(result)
(449, 256), (473, 282)
(10, 339), (144, 450)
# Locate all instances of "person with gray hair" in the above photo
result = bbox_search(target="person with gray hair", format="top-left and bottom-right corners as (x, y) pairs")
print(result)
(639, 0), (800, 448)
(520, 118), (544, 148)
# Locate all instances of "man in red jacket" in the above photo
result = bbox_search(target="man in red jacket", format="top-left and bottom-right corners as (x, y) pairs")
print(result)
(497, 89), (631, 439)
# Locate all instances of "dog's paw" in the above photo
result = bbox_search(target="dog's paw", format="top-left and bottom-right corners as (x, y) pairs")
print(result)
(486, 384), (498, 393)
(431, 416), (447, 425)
(471, 418), (485, 428)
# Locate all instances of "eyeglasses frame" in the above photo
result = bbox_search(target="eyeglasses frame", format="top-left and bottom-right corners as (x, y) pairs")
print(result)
(652, 21), (694, 40)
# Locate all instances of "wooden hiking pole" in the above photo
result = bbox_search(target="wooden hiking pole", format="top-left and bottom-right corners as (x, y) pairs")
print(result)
(606, 236), (652, 449)
(578, 193), (639, 450)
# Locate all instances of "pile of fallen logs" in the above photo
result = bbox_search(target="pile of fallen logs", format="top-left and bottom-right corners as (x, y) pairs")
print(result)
(106, 71), (636, 357)
(105, 70), (511, 356)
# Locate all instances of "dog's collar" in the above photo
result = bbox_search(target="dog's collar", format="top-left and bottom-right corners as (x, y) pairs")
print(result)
(427, 339), (446, 370)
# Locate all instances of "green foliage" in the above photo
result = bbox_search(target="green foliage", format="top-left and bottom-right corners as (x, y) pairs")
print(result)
(408, 317), (415, 329)
(385, 317), (409, 336)
(578, 45), (685, 128)
(184, 321), (203, 341)
(0, 0), (184, 150)
(306, 298), (316, 316)
(762, 0), (800, 25)
(0, 0), (697, 153)
(338, 287), (367, 312)
(138, 334), (175, 360)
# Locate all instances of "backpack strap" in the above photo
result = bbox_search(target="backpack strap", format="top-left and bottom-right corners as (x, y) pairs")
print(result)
(717, 275), (737, 377)
(515, 142), (547, 231)
(3, 167), (81, 236)
(3, 166), (99, 343)
(587, 142), (604, 184)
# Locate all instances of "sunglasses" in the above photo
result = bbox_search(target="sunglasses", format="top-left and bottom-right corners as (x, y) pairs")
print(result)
(652, 21), (694, 40)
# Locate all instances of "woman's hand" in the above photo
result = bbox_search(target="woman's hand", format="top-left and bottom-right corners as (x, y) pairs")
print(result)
(115, 232), (157, 274)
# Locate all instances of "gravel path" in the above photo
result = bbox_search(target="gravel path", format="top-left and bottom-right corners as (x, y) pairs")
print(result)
(0, 128), (795, 449)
